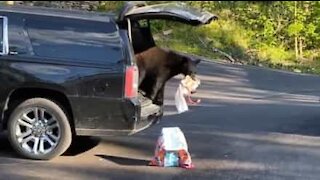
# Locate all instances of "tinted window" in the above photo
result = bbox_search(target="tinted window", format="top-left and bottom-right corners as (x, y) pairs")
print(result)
(26, 16), (123, 64)
(0, 17), (4, 54)
(0, 12), (53, 56)
(119, 30), (135, 64)
(7, 14), (30, 55)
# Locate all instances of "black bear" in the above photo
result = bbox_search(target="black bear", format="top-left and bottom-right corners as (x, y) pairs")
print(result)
(135, 46), (201, 107)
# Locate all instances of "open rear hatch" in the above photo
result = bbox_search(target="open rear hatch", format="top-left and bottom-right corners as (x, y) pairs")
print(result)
(118, 1), (218, 26)
(119, 2), (218, 125)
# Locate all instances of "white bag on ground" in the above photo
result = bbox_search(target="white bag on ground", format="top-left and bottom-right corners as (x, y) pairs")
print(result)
(162, 127), (188, 151)
(149, 127), (194, 168)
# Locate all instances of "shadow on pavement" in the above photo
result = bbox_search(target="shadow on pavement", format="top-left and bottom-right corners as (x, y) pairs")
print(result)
(0, 133), (100, 158)
(63, 136), (100, 156)
(95, 154), (150, 166)
(0, 138), (16, 159)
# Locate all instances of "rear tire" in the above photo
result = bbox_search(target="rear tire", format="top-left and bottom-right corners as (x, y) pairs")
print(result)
(7, 98), (72, 160)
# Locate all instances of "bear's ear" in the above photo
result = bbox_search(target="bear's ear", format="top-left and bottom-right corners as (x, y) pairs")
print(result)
(194, 59), (201, 65)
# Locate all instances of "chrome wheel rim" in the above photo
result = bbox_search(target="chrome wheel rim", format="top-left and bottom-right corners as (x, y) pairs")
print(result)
(15, 107), (60, 155)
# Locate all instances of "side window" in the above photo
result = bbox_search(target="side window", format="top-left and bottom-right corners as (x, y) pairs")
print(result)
(0, 16), (9, 55)
(0, 18), (3, 46)
(8, 14), (31, 55)
(26, 16), (123, 64)
(119, 29), (135, 65)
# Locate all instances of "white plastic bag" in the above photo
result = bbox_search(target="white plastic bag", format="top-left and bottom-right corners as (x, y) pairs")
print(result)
(175, 75), (201, 113)
(149, 127), (194, 168)
(161, 127), (188, 151)
(175, 84), (189, 113)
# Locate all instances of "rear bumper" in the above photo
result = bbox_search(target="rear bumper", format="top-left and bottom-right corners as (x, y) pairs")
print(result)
(75, 94), (162, 137)
(126, 94), (162, 135)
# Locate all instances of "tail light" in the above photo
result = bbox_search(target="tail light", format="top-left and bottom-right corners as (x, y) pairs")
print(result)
(125, 65), (139, 98)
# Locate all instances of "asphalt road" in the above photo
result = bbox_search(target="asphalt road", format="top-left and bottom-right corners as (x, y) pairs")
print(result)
(2, 61), (320, 180)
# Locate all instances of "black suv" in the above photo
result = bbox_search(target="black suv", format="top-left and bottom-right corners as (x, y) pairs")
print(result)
(0, 2), (215, 160)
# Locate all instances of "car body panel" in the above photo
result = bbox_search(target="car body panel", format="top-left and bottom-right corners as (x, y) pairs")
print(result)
(0, 8), (148, 135)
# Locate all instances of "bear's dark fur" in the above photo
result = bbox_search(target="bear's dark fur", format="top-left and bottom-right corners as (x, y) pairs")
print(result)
(135, 46), (200, 106)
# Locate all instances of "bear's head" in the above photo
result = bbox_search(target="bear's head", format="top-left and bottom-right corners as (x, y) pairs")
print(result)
(180, 56), (201, 80)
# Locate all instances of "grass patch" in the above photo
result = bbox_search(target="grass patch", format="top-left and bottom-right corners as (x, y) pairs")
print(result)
(151, 19), (320, 75)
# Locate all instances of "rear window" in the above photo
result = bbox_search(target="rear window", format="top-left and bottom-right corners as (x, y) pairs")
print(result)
(26, 16), (123, 64)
